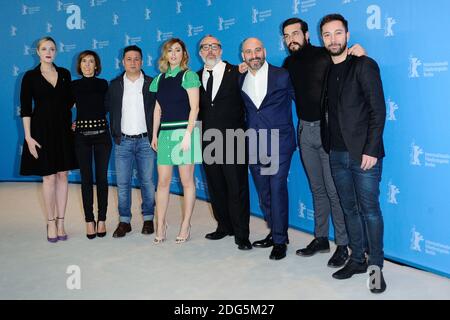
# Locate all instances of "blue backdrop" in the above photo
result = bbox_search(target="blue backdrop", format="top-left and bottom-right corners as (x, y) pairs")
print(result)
(1, 0), (449, 278)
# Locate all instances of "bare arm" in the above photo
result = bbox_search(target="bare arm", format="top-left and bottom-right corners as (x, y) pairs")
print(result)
(151, 101), (161, 151)
(181, 87), (200, 151)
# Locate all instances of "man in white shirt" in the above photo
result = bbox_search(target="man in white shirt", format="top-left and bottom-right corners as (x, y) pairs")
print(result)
(106, 45), (157, 238)
(239, 38), (296, 260)
(197, 35), (252, 250)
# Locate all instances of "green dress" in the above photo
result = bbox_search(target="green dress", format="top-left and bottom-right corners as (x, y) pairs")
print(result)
(150, 66), (202, 165)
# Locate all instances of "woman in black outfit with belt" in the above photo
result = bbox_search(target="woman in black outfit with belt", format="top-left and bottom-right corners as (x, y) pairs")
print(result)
(71, 50), (111, 239)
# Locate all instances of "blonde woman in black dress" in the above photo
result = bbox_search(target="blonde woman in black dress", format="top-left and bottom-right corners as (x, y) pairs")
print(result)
(20, 37), (78, 242)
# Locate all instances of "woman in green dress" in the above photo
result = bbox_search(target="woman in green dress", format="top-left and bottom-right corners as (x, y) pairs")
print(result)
(150, 38), (201, 244)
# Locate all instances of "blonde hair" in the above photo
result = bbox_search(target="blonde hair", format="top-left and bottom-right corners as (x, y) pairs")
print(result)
(36, 36), (56, 50)
(158, 38), (189, 73)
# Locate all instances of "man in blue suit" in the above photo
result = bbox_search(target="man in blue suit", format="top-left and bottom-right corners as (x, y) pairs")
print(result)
(239, 38), (296, 260)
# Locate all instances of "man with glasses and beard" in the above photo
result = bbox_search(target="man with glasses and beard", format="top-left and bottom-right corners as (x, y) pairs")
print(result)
(197, 35), (252, 251)
(281, 18), (365, 268)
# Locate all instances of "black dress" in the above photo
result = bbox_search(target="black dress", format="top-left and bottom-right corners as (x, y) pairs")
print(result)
(19, 64), (78, 176)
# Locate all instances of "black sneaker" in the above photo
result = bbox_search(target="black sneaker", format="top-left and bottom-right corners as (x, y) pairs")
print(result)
(332, 260), (368, 280)
(327, 245), (349, 268)
(296, 237), (330, 256)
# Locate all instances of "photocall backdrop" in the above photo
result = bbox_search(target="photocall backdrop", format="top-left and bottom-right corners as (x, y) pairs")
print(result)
(1, 0), (449, 278)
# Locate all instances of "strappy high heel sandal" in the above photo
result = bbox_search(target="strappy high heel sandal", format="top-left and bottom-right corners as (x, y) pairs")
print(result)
(175, 224), (191, 244)
(153, 223), (168, 244)
(47, 219), (58, 243)
(56, 217), (68, 241)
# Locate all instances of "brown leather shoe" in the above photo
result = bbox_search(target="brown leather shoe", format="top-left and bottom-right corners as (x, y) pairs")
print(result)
(141, 221), (154, 235)
(112, 222), (131, 238)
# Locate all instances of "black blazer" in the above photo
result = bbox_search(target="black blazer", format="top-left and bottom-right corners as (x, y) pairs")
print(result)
(105, 72), (155, 145)
(197, 62), (246, 132)
(321, 55), (386, 162)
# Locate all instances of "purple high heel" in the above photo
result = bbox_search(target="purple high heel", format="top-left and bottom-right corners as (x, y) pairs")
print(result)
(47, 219), (58, 243)
(56, 217), (68, 241)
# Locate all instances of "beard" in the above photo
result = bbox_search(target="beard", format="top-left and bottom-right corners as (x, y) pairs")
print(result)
(288, 40), (307, 54)
(326, 40), (347, 56)
(202, 55), (220, 68)
(246, 57), (265, 71)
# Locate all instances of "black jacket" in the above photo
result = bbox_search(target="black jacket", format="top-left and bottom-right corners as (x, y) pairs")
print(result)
(321, 55), (386, 162)
(197, 62), (246, 132)
(105, 72), (155, 145)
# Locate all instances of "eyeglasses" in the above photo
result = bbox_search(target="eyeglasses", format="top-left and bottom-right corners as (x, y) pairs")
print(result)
(200, 43), (221, 51)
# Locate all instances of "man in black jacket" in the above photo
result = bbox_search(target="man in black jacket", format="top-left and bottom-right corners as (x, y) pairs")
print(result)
(197, 35), (252, 250)
(105, 45), (156, 238)
(320, 14), (386, 293)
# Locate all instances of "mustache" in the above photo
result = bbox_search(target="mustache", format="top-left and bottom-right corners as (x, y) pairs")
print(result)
(328, 43), (342, 48)
(249, 57), (262, 62)
(289, 41), (301, 48)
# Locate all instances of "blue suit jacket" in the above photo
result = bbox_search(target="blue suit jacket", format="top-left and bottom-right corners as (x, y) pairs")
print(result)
(239, 64), (296, 158)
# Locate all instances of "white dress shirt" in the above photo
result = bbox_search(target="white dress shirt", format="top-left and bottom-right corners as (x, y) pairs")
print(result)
(242, 60), (268, 109)
(202, 60), (226, 101)
(121, 72), (147, 135)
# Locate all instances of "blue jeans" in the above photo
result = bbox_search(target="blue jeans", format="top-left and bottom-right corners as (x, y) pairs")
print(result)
(329, 151), (384, 268)
(115, 136), (156, 223)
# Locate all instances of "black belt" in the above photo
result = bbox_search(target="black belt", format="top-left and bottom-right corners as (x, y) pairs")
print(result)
(122, 132), (148, 139)
(79, 130), (106, 136)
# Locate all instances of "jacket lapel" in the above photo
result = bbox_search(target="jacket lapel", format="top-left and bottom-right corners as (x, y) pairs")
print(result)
(239, 71), (258, 110)
(338, 56), (352, 100)
(258, 64), (275, 109)
(213, 62), (232, 102)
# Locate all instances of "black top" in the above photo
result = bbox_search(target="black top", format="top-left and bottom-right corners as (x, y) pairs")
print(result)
(327, 59), (348, 151)
(71, 76), (108, 132)
(282, 43), (331, 122)
(19, 64), (78, 176)
(321, 56), (386, 161)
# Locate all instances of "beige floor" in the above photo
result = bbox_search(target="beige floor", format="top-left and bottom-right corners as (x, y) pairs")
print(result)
(0, 182), (449, 300)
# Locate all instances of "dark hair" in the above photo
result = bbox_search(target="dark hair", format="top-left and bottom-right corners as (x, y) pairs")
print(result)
(76, 50), (101, 76)
(319, 14), (348, 33)
(282, 17), (309, 35)
(123, 45), (142, 59)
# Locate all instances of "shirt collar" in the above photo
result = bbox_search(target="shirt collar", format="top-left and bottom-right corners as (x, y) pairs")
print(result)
(204, 60), (225, 72)
(249, 60), (268, 77)
(123, 71), (144, 83)
(166, 65), (182, 78)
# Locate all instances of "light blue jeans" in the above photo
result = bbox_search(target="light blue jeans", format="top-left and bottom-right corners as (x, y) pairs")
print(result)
(115, 136), (156, 223)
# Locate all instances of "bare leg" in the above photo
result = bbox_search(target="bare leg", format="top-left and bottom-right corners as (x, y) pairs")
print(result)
(42, 174), (57, 238)
(55, 171), (68, 237)
(178, 164), (196, 239)
(155, 165), (173, 239)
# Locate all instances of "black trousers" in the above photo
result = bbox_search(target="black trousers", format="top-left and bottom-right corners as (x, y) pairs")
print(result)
(203, 163), (250, 241)
(74, 132), (112, 222)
